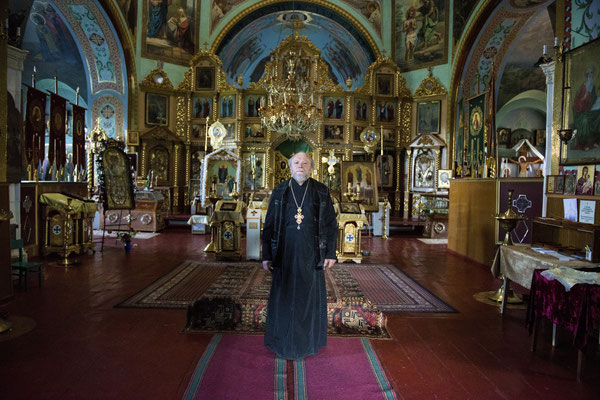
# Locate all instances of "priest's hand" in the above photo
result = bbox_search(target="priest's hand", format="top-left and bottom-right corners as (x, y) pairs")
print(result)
(263, 260), (273, 272)
(323, 259), (336, 270)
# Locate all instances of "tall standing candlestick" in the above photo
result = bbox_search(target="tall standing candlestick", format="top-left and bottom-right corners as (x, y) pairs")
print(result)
(32, 66), (36, 88)
(54, 76), (58, 94)
(76, 87), (79, 106)
(204, 116), (210, 152)
(380, 126), (384, 156)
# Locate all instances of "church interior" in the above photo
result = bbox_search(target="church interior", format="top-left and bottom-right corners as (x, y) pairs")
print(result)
(1, 0), (600, 398)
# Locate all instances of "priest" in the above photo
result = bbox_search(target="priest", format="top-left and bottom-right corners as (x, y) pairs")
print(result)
(262, 152), (338, 360)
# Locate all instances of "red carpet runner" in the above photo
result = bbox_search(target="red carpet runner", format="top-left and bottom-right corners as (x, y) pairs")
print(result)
(183, 334), (397, 400)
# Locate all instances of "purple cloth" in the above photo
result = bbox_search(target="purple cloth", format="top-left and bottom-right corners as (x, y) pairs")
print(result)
(527, 269), (600, 349)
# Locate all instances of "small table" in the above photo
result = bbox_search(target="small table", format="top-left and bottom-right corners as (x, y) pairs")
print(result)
(490, 245), (598, 313)
(187, 215), (208, 234)
(527, 269), (600, 381)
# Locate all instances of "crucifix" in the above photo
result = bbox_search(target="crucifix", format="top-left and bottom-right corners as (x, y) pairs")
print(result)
(323, 150), (339, 191)
(247, 152), (257, 191)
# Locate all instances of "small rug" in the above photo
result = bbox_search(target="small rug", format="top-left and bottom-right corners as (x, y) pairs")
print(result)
(93, 230), (160, 239)
(417, 238), (448, 244)
(182, 334), (397, 400)
(117, 261), (454, 314)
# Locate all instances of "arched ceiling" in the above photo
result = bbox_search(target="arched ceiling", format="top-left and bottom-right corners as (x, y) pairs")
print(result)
(215, 2), (377, 91)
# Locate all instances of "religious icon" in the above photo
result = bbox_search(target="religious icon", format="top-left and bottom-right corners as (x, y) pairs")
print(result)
(196, 66), (215, 90)
(417, 101), (440, 134)
(145, 93), (169, 126)
(376, 73), (393, 96)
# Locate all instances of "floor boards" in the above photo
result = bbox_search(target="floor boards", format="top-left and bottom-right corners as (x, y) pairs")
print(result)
(1, 229), (598, 399)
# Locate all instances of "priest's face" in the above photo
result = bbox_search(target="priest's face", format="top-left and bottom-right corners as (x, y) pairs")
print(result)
(290, 153), (312, 183)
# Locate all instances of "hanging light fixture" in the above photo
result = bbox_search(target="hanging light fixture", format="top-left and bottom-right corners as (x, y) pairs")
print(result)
(259, 16), (322, 141)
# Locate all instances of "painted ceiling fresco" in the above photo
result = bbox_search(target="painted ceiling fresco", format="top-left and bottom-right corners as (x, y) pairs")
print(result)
(217, 10), (375, 90)
(497, 7), (554, 108)
(22, 1), (88, 99)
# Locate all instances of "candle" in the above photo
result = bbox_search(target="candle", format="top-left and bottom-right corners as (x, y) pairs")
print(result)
(16, 27), (20, 37)
(554, 37), (558, 47)
(348, 182), (351, 191)
(380, 126), (384, 156)
(543, 44), (547, 55)
(204, 117), (210, 152)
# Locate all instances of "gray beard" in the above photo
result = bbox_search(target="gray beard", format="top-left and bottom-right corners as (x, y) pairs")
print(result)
(292, 172), (309, 183)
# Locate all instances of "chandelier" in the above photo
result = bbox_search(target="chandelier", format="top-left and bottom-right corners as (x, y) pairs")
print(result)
(259, 46), (322, 141)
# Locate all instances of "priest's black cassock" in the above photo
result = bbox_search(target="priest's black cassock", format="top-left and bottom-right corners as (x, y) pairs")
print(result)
(262, 177), (337, 360)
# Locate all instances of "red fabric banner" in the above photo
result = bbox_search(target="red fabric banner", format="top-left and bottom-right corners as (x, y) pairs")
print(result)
(49, 93), (67, 168)
(24, 86), (47, 165)
(72, 104), (87, 170)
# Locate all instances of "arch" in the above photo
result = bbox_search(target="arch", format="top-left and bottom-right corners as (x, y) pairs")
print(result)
(211, 0), (379, 90)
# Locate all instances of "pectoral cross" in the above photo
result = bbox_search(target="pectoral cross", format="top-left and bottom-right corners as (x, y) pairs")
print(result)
(294, 207), (304, 229)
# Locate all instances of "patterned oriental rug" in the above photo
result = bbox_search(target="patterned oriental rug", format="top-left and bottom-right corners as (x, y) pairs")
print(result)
(117, 261), (454, 337)
(182, 334), (397, 400)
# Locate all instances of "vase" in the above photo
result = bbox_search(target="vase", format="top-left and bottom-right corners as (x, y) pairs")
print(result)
(124, 241), (132, 253)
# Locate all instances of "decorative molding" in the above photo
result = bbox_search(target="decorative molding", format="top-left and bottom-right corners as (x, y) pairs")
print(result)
(414, 68), (447, 97)
(140, 69), (174, 91)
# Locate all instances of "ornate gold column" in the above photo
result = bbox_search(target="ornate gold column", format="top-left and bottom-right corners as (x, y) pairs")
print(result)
(141, 142), (147, 178)
(184, 143), (190, 206)
(173, 143), (180, 210)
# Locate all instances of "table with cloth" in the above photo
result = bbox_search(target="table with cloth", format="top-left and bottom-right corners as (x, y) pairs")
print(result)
(526, 268), (600, 381)
(490, 244), (598, 313)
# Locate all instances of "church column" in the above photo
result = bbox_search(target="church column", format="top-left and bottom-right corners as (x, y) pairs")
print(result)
(184, 143), (190, 208)
(173, 144), (180, 211)
(404, 149), (412, 218)
(540, 61), (555, 217)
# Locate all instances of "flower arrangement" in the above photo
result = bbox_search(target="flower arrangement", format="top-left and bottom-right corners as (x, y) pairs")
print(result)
(116, 229), (137, 253)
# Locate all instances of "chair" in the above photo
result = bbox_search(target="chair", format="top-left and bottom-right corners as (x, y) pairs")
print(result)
(11, 239), (43, 290)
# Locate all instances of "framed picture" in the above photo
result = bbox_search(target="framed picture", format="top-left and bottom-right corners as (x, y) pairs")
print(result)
(546, 175), (556, 194)
(223, 122), (236, 140)
(376, 73), (394, 96)
(575, 164), (595, 195)
(220, 94), (235, 118)
(393, 0), (449, 72)
(244, 94), (265, 117)
(191, 123), (205, 140)
(498, 128), (511, 146)
(323, 96), (344, 119)
(207, 159), (237, 199)
(437, 169), (453, 189)
(354, 98), (369, 121)
(417, 100), (441, 134)
(594, 165), (600, 195)
(376, 154), (394, 188)
(324, 125), (344, 141)
(244, 123), (266, 139)
(195, 66), (215, 91)
(145, 93), (169, 126)
(353, 125), (367, 142)
(555, 175), (565, 194)
(242, 152), (266, 190)
(564, 174), (577, 195)
(142, 1), (196, 65)
(340, 202), (361, 214)
(126, 130), (139, 146)
(341, 161), (379, 211)
(376, 101), (396, 123)
(562, 38), (600, 164)
(100, 146), (135, 210)
(192, 95), (212, 119)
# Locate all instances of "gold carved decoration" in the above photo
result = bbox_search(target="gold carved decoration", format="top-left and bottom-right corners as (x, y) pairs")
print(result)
(140, 69), (174, 91)
(176, 96), (186, 137)
(177, 70), (192, 91)
(414, 68), (447, 97)
(0, 209), (14, 221)
(274, 151), (291, 185)
(189, 48), (223, 68)
(417, 135), (435, 146)
(218, 69), (237, 92)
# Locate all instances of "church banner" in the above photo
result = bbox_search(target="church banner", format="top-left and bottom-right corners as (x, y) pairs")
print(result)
(72, 104), (86, 170)
(49, 92), (67, 168)
(467, 93), (486, 176)
(24, 85), (47, 165)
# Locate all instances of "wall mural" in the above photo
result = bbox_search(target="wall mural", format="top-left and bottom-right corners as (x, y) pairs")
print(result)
(92, 95), (124, 139)
(210, 0), (247, 33)
(143, 0), (196, 65)
(340, 0), (382, 37)
(217, 10), (374, 90)
(571, 0), (600, 49)
(22, 1), (88, 100)
(452, 0), (478, 50)
(497, 8), (553, 108)
(393, 0), (448, 72)
(116, 0), (138, 38)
